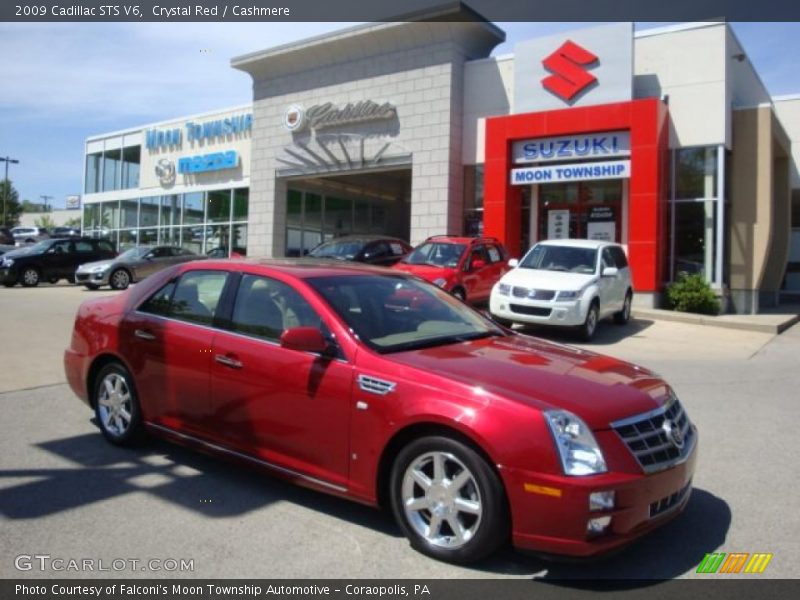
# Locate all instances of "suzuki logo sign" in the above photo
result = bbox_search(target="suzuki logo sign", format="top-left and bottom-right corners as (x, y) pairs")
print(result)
(541, 40), (599, 103)
(513, 23), (632, 113)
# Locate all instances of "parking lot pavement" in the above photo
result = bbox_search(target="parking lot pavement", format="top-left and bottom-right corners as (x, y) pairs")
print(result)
(1, 284), (799, 579)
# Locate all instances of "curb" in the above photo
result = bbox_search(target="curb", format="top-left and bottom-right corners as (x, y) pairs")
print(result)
(631, 309), (800, 335)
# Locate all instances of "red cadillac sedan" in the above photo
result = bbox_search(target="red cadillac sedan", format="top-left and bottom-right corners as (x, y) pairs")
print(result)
(64, 259), (697, 564)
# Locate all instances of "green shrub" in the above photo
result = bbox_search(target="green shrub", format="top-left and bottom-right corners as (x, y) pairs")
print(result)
(665, 273), (721, 315)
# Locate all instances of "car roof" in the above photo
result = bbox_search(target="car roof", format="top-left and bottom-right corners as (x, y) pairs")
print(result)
(423, 236), (501, 245)
(535, 238), (621, 250)
(317, 235), (408, 244)
(190, 257), (410, 280)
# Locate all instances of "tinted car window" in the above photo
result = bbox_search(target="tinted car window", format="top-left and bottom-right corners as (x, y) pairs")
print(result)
(520, 245), (598, 274)
(404, 242), (466, 267)
(49, 240), (71, 254)
(609, 246), (629, 268)
(170, 271), (228, 325)
(139, 281), (177, 316)
(75, 240), (94, 253)
(602, 248), (615, 270)
(365, 242), (391, 260)
(231, 275), (322, 342)
(486, 245), (502, 263)
(97, 240), (115, 254)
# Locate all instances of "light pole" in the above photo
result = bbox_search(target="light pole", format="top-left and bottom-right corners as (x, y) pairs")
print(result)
(40, 195), (53, 212)
(1, 156), (20, 226)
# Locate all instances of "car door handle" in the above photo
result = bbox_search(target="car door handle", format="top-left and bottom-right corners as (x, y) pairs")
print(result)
(215, 354), (243, 369)
(134, 329), (156, 341)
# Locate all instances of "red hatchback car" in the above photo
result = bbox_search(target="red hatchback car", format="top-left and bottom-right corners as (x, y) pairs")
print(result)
(64, 260), (697, 564)
(393, 236), (511, 304)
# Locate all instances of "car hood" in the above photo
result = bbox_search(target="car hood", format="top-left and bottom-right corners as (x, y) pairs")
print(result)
(389, 334), (668, 429)
(2, 246), (40, 259)
(500, 268), (597, 292)
(393, 262), (452, 281)
(77, 259), (115, 271)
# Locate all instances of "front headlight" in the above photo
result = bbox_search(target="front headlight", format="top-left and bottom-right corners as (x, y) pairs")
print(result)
(557, 290), (580, 301)
(1, 258), (13, 267)
(496, 283), (510, 296)
(544, 410), (607, 476)
(432, 277), (447, 288)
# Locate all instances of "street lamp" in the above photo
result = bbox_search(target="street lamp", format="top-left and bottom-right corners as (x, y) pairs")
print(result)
(1, 156), (20, 226)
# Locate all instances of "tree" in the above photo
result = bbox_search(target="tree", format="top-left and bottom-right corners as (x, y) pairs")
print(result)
(34, 214), (57, 229)
(1, 179), (23, 227)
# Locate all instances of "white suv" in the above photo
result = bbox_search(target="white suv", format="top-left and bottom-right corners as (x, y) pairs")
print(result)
(489, 239), (633, 341)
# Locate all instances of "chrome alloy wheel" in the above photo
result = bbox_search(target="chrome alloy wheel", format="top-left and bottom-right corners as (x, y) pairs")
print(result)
(401, 451), (483, 549)
(97, 372), (133, 437)
(111, 269), (130, 290)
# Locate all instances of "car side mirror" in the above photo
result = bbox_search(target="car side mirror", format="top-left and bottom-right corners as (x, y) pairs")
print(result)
(602, 266), (619, 277)
(280, 327), (331, 355)
(470, 259), (486, 271)
(508, 258), (519, 268)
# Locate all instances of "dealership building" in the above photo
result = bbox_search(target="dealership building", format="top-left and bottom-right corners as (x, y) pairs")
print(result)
(82, 14), (800, 313)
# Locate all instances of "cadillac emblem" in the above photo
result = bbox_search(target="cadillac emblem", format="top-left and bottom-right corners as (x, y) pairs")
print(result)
(284, 104), (307, 132)
(662, 419), (685, 450)
(154, 158), (176, 186)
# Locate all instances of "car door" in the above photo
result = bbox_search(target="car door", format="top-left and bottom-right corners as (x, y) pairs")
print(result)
(210, 273), (353, 488)
(42, 240), (73, 279)
(462, 245), (492, 301)
(598, 247), (622, 317)
(137, 247), (173, 279)
(120, 269), (230, 436)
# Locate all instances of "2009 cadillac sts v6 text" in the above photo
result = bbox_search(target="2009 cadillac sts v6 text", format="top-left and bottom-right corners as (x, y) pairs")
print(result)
(64, 259), (697, 563)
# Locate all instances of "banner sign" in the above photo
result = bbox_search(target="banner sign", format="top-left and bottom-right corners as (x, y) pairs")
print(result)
(511, 160), (630, 185)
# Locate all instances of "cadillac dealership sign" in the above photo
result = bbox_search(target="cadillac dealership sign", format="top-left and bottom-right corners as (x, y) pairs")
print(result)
(284, 100), (397, 132)
(512, 131), (630, 164)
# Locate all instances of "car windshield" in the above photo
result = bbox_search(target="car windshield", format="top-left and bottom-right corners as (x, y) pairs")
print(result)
(519, 244), (598, 274)
(307, 274), (504, 354)
(26, 240), (52, 253)
(118, 247), (151, 260)
(402, 242), (466, 268)
(309, 240), (365, 260)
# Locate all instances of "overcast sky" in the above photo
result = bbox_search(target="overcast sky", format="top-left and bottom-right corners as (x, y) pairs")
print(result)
(0, 21), (798, 208)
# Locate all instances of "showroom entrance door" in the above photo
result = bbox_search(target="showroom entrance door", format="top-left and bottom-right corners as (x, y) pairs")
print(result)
(533, 178), (626, 244)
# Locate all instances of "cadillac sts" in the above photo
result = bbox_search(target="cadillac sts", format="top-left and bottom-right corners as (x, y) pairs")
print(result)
(64, 260), (697, 563)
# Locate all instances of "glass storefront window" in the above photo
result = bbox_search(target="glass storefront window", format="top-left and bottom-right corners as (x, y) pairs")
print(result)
(120, 199), (138, 229)
(181, 226), (203, 255)
(304, 192), (323, 252)
(161, 195), (180, 228)
(119, 230), (139, 251)
(101, 201), (119, 231)
(207, 190), (231, 223)
(160, 226), (180, 246)
(233, 188), (249, 221)
(103, 148), (121, 192)
(538, 180), (622, 243)
(673, 201), (717, 281)
(122, 146), (140, 189)
(83, 203), (100, 231)
(676, 147), (718, 200)
(232, 224), (248, 256)
(85, 153), (102, 194)
(183, 193), (204, 224)
(140, 228), (158, 245)
(206, 224), (230, 255)
(464, 165), (484, 236)
(287, 189), (303, 257)
(324, 196), (352, 237)
(140, 197), (159, 228)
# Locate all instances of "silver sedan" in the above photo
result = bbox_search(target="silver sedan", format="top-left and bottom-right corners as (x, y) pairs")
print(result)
(75, 245), (203, 290)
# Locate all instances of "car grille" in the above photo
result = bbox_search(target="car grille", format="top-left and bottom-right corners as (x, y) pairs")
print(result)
(511, 286), (556, 300)
(509, 304), (552, 317)
(75, 273), (90, 282)
(612, 396), (694, 473)
(650, 480), (692, 518)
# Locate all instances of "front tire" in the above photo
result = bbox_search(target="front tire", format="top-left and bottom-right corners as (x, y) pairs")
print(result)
(109, 268), (131, 290)
(21, 267), (40, 287)
(390, 436), (509, 564)
(94, 363), (143, 446)
(578, 301), (599, 341)
(614, 291), (632, 325)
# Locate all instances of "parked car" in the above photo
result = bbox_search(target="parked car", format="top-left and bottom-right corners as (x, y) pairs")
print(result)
(489, 239), (633, 341)
(64, 260), (696, 563)
(11, 226), (49, 245)
(1, 237), (116, 287)
(75, 245), (201, 290)
(308, 235), (413, 266)
(51, 226), (81, 238)
(393, 236), (510, 304)
(0, 227), (15, 246)
(0, 244), (16, 256)
(206, 246), (245, 259)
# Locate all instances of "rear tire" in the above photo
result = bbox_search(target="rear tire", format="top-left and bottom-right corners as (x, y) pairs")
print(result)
(614, 291), (633, 325)
(390, 436), (509, 564)
(21, 267), (40, 287)
(93, 362), (143, 446)
(48, 276), (59, 284)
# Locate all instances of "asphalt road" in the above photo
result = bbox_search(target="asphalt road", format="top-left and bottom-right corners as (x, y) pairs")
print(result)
(1, 283), (798, 581)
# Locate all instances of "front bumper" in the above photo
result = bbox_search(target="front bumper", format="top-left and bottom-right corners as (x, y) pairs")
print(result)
(0, 267), (18, 284)
(490, 293), (587, 327)
(75, 270), (110, 286)
(502, 429), (698, 557)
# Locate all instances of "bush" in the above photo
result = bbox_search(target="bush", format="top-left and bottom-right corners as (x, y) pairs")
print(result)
(665, 273), (721, 315)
